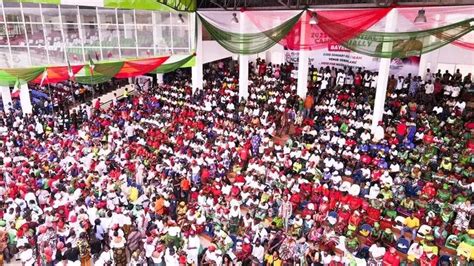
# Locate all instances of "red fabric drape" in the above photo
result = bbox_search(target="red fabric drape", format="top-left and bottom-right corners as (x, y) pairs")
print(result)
(280, 8), (391, 50)
(114, 57), (170, 79)
(32, 65), (84, 84)
(397, 6), (474, 51)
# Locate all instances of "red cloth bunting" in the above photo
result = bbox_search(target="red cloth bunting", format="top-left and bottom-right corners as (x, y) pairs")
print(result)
(32, 65), (84, 85)
(114, 57), (170, 79)
(280, 8), (391, 50)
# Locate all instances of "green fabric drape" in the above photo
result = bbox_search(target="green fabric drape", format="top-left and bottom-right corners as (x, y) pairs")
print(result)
(343, 18), (474, 58)
(198, 12), (303, 55)
(151, 55), (195, 73)
(75, 61), (124, 85)
(0, 67), (44, 86)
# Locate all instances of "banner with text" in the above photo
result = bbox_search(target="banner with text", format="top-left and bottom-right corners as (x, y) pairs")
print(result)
(285, 43), (420, 77)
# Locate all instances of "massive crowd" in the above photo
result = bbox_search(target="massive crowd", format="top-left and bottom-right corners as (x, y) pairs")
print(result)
(0, 58), (473, 266)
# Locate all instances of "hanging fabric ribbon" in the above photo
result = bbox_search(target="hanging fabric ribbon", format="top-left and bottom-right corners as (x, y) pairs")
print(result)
(342, 18), (474, 58)
(75, 61), (125, 85)
(397, 5), (474, 51)
(114, 57), (170, 78)
(151, 54), (195, 74)
(198, 11), (303, 55)
(0, 67), (45, 87)
(31, 65), (84, 85)
(275, 8), (391, 50)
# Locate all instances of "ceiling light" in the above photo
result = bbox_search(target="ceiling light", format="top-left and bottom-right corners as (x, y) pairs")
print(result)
(178, 14), (185, 23)
(414, 9), (427, 24)
(231, 13), (239, 23)
(309, 12), (318, 25)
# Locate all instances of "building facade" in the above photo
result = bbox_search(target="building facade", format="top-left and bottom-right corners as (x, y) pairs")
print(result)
(0, 1), (192, 68)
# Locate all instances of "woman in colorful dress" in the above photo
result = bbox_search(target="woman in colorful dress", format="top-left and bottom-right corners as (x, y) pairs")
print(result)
(76, 232), (92, 266)
(110, 230), (127, 266)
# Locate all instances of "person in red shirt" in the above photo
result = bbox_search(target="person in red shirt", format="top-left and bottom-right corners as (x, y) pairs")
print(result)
(180, 177), (191, 200)
(354, 72), (362, 87)
(396, 119), (407, 142)
(383, 247), (400, 265)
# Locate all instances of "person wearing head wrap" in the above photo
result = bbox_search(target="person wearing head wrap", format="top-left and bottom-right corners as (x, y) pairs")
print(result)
(457, 229), (474, 260)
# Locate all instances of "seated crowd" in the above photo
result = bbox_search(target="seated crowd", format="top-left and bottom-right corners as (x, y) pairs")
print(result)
(0, 58), (472, 266)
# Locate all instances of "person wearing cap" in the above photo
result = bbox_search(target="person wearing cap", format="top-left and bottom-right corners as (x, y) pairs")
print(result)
(381, 228), (396, 247)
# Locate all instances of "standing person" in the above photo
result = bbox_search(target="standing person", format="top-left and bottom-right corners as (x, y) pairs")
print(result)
(279, 195), (293, 232)
(424, 80), (435, 106)
(94, 97), (101, 110)
(179, 177), (191, 201)
(0, 221), (7, 265)
(303, 93), (314, 118)
(424, 68), (433, 83)
(330, 67), (337, 88)
(185, 231), (200, 265)
(409, 76), (419, 98)
(251, 133), (261, 157)
(387, 75), (397, 94)
(127, 226), (143, 262)
(77, 232), (92, 266)
(111, 231), (127, 266)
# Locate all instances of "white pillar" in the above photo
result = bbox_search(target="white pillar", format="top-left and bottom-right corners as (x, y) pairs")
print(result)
(1, 86), (12, 113)
(296, 11), (309, 99)
(156, 73), (164, 85)
(418, 52), (430, 78)
(297, 50), (309, 98)
(238, 12), (249, 100)
(371, 9), (398, 130)
(191, 13), (203, 94)
(239, 55), (249, 100)
(19, 83), (32, 114)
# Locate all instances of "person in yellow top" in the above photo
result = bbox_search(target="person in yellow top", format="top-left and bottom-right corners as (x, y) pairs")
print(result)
(265, 250), (283, 266)
(402, 212), (420, 241)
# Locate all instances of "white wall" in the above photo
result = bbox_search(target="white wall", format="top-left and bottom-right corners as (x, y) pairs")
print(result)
(422, 44), (474, 76)
(202, 40), (286, 65)
(202, 41), (234, 64)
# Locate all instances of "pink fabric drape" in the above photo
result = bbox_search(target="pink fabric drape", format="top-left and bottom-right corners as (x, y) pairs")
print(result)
(397, 5), (474, 50)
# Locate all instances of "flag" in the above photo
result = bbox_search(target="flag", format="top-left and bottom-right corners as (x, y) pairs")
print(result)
(67, 59), (75, 81)
(88, 55), (95, 76)
(40, 69), (48, 87)
(11, 78), (20, 98)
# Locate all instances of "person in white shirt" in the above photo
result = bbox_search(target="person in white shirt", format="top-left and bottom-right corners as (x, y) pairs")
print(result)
(124, 123), (135, 141)
(372, 122), (385, 143)
(425, 80), (434, 94)
(251, 240), (265, 264)
(451, 85), (461, 98)
(369, 243), (386, 260)
(455, 100), (466, 113)
(424, 68), (433, 82)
